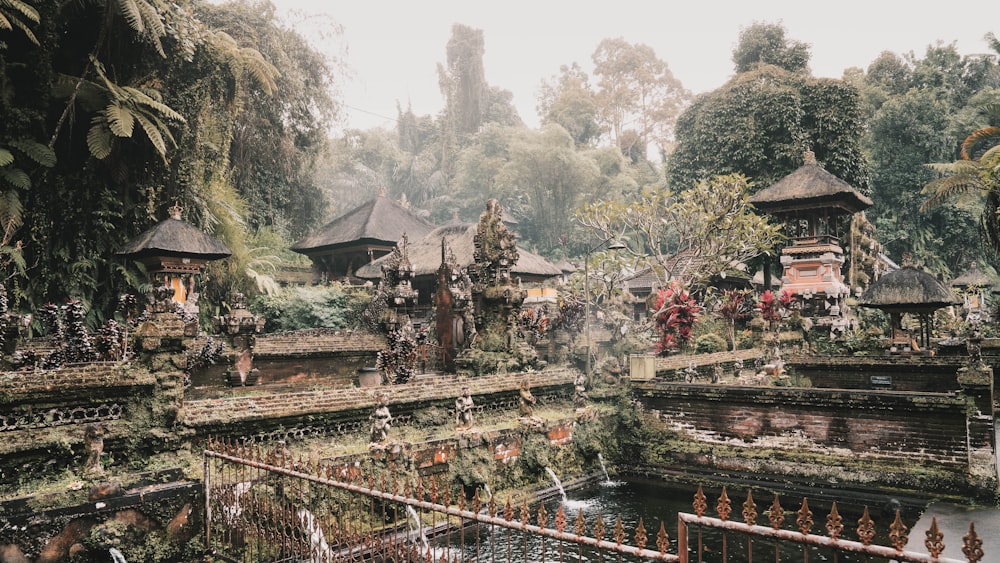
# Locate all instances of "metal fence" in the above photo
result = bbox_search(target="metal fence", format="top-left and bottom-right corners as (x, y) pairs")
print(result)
(203, 439), (983, 563)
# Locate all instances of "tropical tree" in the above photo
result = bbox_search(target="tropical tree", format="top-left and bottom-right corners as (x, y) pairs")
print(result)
(921, 103), (1000, 253)
(537, 63), (601, 147)
(732, 21), (810, 74)
(577, 173), (782, 290)
(591, 37), (689, 159)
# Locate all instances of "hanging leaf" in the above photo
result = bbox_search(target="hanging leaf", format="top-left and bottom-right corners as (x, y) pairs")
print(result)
(86, 121), (113, 160)
(9, 139), (55, 167)
(0, 149), (13, 168)
(0, 168), (30, 190)
(105, 102), (136, 137)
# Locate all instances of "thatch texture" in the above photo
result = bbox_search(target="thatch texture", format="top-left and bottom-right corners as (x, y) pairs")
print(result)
(354, 224), (561, 280)
(750, 161), (873, 214)
(291, 195), (434, 253)
(117, 216), (230, 259)
(859, 267), (957, 312)
(949, 263), (998, 290)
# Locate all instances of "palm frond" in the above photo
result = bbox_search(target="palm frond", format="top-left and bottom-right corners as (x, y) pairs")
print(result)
(0, 189), (23, 233)
(3, 0), (38, 22)
(6, 11), (37, 45)
(239, 47), (279, 95)
(121, 86), (185, 122)
(925, 160), (981, 175)
(9, 139), (55, 167)
(134, 0), (165, 56)
(0, 148), (12, 168)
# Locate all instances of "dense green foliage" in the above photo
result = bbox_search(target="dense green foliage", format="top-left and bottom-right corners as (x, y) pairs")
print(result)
(0, 0), (338, 325)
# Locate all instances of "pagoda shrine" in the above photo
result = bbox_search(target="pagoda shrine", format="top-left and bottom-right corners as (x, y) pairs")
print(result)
(116, 205), (231, 308)
(750, 151), (873, 329)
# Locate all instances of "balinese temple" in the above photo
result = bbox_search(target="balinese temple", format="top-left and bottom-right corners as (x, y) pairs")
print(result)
(949, 263), (998, 323)
(859, 263), (958, 353)
(749, 150), (873, 328)
(291, 191), (435, 283)
(355, 223), (562, 310)
(116, 205), (232, 306)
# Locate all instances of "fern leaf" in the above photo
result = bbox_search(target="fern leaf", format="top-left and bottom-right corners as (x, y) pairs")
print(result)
(86, 121), (113, 160)
(960, 126), (1000, 160)
(122, 86), (185, 122)
(240, 48), (279, 95)
(925, 161), (980, 175)
(920, 175), (984, 211)
(0, 12), (11, 31)
(0, 148), (12, 167)
(9, 139), (55, 167)
(0, 190), (23, 232)
(105, 102), (136, 137)
(133, 112), (168, 162)
(4, 0), (39, 23)
(7, 12), (38, 45)
(115, 0), (145, 34)
(135, 0), (165, 57)
(0, 168), (29, 190)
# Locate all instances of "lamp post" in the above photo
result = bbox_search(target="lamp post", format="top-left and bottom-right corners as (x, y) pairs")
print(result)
(583, 239), (626, 379)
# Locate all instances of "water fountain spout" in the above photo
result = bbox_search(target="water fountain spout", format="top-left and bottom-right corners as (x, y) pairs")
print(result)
(597, 453), (611, 483)
(544, 467), (568, 503)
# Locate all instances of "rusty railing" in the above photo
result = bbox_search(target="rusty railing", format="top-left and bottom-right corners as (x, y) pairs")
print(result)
(203, 437), (678, 562)
(677, 485), (983, 563)
(203, 439), (983, 563)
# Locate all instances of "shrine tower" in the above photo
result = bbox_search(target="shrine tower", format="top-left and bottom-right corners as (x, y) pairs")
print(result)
(750, 151), (873, 327)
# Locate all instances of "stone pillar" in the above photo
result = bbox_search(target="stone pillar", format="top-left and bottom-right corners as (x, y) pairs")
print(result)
(957, 334), (997, 490)
(212, 293), (265, 386)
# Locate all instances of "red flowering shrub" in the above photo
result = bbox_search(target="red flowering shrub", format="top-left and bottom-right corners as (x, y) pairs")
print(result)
(653, 282), (701, 355)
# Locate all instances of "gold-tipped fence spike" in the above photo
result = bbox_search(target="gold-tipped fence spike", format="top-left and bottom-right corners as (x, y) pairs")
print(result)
(457, 491), (467, 511)
(769, 493), (785, 530)
(594, 514), (606, 540)
(925, 516), (945, 558)
(575, 509), (587, 536)
(555, 505), (566, 532)
(614, 514), (626, 545)
(827, 502), (844, 541)
(488, 493), (497, 518)
(504, 497), (515, 521)
(472, 488), (482, 513)
(742, 490), (757, 526)
(797, 498), (814, 535)
(537, 503), (548, 528)
(430, 476), (439, 504)
(656, 520), (670, 555)
(717, 486), (732, 521)
(442, 485), (453, 508)
(635, 517), (648, 550)
(693, 485), (707, 517)
(963, 522), (984, 563)
(520, 499), (530, 527)
(416, 477), (424, 500)
(856, 506), (875, 546)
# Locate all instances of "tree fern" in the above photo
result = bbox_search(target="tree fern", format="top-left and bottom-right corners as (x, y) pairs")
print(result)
(0, 0), (40, 46)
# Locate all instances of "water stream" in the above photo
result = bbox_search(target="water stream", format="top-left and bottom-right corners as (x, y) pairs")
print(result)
(543, 467), (567, 503)
(406, 505), (430, 552)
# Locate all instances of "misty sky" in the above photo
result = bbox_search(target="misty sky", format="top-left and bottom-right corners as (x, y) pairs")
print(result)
(271, 1), (997, 131)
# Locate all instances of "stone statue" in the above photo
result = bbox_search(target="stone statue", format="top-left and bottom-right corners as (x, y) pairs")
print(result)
(369, 393), (392, 444)
(83, 423), (105, 476)
(455, 386), (475, 430)
(573, 372), (589, 406)
(518, 378), (536, 417)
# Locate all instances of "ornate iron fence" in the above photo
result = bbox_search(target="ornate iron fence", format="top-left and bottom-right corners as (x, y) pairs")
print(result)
(203, 439), (983, 563)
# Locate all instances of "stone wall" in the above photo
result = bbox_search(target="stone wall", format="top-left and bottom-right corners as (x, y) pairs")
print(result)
(786, 355), (966, 392)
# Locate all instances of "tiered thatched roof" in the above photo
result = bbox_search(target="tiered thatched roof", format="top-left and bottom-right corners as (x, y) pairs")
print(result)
(949, 263), (998, 291)
(750, 152), (873, 215)
(355, 224), (561, 281)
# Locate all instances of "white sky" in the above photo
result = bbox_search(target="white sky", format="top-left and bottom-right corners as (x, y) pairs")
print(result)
(271, 1), (997, 131)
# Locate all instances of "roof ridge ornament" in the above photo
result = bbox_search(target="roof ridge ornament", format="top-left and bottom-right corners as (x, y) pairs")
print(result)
(803, 149), (817, 165)
(168, 204), (183, 220)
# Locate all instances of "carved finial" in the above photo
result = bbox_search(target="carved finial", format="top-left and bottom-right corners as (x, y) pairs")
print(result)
(168, 204), (182, 220)
(803, 150), (817, 165)
(376, 187), (387, 197)
(901, 252), (914, 268)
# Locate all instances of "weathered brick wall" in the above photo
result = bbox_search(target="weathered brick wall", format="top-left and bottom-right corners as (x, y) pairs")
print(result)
(787, 355), (966, 392)
(634, 383), (970, 464)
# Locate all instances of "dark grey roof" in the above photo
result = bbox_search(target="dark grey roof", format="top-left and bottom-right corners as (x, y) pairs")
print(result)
(949, 263), (997, 289)
(354, 223), (561, 279)
(859, 267), (957, 312)
(750, 162), (873, 214)
(117, 215), (230, 260)
(291, 195), (435, 253)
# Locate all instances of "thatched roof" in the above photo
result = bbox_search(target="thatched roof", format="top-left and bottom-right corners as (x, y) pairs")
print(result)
(750, 152), (873, 215)
(117, 208), (230, 260)
(291, 194), (434, 253)
(354, 223), (561, 280)
(859, 266), (957, 312)
(950, 263), (998, 290)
